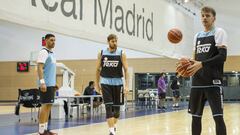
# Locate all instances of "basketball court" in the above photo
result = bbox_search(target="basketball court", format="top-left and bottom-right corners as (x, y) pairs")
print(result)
(0, 0), (240, 135)
(0, 103), (239, 134)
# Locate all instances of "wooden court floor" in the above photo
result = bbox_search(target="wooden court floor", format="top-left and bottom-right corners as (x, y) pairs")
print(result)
(41, 103), (239, 135)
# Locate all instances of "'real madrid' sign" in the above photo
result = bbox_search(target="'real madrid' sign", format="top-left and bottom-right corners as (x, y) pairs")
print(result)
(31, 0), (153, 41)
(0, 0), (194, 57)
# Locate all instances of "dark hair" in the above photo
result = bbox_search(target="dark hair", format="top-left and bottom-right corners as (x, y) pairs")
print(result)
(45, 34), (55, 39)
(107, 34), (117, 41)
(159, 72), (165, 77)
(89, 81), (94, 86)
(201, 6), (216, 17)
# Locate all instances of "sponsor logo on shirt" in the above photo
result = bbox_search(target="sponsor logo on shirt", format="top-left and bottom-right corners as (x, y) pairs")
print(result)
(103, 57), (119, 67)
(213, 79), (221, 85)
(196, 43), (211, 54)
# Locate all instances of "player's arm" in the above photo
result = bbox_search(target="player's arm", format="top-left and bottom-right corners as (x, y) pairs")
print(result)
(187, 53), (203, 76)
(37, 50), (48, 92)
(201, 29), (227, 67)
(201, 46), (227, 67)
(37, 63), (44, 81)
(121, 51), (129, 95)
(37, 63), (47, 92)
(189, 46), (226, 76)
(95, 51), (102, 94)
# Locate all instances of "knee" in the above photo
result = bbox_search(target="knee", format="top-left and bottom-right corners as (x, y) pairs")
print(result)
(46, 104), (52, 110)
(192, 116), (202, 124)
(213, 116), (225, 125)
(114, 111), (120, 118)
(113, 106), (120, 118)
(41, 104), (52, 111)
(105, 104), (113, 119)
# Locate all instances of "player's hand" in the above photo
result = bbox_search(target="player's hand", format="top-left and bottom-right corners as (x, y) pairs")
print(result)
(40, 83), (47, 92)
(124, 87), (129, 96)
(176, 57), (191, 66)
(54, 85), (59, 91)
(95, 84), (102, 95)
(187, 60), (202, 76)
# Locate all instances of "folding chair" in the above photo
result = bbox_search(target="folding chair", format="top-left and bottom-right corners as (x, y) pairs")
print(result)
(17, 88), (41, 122)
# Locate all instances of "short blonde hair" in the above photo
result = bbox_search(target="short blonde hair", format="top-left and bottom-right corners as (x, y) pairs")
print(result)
(107, 34), (117, 41)
(201, 6), (216, 17)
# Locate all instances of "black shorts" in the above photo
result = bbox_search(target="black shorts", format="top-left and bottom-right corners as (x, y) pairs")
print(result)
(101, 84), (124, 105)
(173, 90), (180, 98)
(188, 86), (224, 117)
(39, 86), (55, 104)
(158, 93), (166, 99)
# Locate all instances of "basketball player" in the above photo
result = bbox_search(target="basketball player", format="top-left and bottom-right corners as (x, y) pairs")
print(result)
(187, 6), (227, 135)
(37, 34), (58, 135)
(170, 73), (180, 108)
(96, 34), (129, 135)
(157, 73), (167, 109)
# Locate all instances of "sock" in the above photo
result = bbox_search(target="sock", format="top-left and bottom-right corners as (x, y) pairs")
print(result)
(39, 123), (45, 134)
(45, 122), (48, 130)
(176, 103), (179, 106)
(109, 127), (115, 134)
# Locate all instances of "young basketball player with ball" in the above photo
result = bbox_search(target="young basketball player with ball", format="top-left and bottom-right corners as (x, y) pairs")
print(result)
(176, 6), (227, 135)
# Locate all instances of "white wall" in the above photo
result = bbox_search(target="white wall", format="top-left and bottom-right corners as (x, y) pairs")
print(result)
(0, 0), (196, 58)
(0, 0), (239, 62)
(0, 20), (159, 61)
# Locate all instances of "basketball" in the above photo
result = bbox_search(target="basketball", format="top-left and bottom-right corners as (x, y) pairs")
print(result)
(167, 28), (183, 44)
(176, 58), (192, 77)
(74, 92), (81, 96)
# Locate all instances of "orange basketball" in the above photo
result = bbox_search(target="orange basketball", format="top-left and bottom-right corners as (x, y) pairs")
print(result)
(168, 28), (183, 44)
(176, 58), (192, 77)
(74, 92), (81, 96)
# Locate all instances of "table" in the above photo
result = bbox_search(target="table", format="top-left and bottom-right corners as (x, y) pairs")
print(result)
(57, 95), (102, 118)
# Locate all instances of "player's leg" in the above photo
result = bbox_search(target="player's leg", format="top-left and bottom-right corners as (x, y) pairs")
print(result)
(101, 84), (115, 135)
(206, 87), (226, 135)
(43, 87), (56, 135)
(158, 93), (162, 108)
(188, 88), (206, 135)
(39, 104), (48, 134)
(158, 93), (166, 109)
(175, 90), (180, 107)
(39, 86), (55, 134)
(161, 93), (166, 109)
(112, 85), (123, 132)
(113, 106), (120, 131)
(172, 90), (176, 107)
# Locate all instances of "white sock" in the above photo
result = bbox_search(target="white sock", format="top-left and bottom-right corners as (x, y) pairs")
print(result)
(109, 127), (115, 134)
(39, 123), (45, 134)
(45, 122), (48, 130)
(176, 103), (179, 106)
